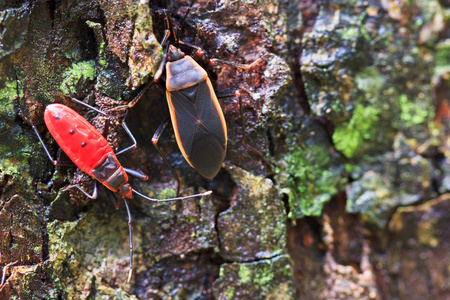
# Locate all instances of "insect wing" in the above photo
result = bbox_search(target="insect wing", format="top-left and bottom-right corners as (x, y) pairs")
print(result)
(167, 79), (227, 179)
(44, 104), (115, 176)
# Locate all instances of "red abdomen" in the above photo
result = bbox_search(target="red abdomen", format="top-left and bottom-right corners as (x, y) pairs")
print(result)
(44, 103), (116, 177)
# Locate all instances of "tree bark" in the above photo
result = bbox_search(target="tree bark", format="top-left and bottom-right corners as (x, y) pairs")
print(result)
(0, 0), (448, 299)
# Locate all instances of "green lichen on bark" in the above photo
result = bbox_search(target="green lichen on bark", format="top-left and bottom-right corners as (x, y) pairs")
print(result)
(212, 255), (294, 299)
(60, 60), (96, 96)
(217, 165), (287, 260)
(302, 0), (437, 160)
(277, 143), (347, 218)
(1, 0), (448, 298)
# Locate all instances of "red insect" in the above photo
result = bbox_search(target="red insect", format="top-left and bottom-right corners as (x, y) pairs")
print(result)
(44, 103), (135, 198)
(20, 87), (211, 282)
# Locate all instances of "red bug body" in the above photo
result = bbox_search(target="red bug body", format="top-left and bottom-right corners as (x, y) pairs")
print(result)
(22, 95), (212, 284)
(44, 103), (132, 198)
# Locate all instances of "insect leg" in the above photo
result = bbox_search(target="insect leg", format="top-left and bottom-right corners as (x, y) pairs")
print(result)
(176, 0), (197, 43)
(122, 198), (133, 283)
(66, 84), (109, 117)
(115, 110), (138, 157)
(18, 108), (74, 166)
(210, 53), (268, 70)
(235, 90), (272, 169)
(154, 42), (170, 82)
(65, 85), (143, 160)
(0, 260), (18, 287)
(210, 55), (272, 168)
(133, 189), (212, 202)
(31, 124), (75, 166)
(62, 179), (98, 199)
(105, 187), (120, 209)
(178, 40), (204, 58)
(110, 81), (156, 112)
(65, 84), (115, 143)
(151, 117), (182, 196)
(123, 168), (148, 181)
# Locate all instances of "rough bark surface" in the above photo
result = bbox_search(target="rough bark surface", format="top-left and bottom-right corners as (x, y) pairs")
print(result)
(0, 0), (448, 299)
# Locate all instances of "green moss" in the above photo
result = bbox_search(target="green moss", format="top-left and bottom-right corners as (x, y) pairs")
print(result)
(156, 188), (177, 199)
(398, 94), (428, 126)
(342, 26), (358, 41)
(214, 256), (293, 298)
(254, 265), (275, 286)
(0, 78), (20, 132)
(224, 286), (236, 299)
(0, 124), (33, 176)
(417, 218), (439, 247)
(333, 103), (380, 158)
(279, 145), (346, 218)
(356, 67), (385, 98)
(59, 60), (96, 95)
(239, 265), (252, 284)
(435, 41), (450, 69)
(0, 79), (19, 102)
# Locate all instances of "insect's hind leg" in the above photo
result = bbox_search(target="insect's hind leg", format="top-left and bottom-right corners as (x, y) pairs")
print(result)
(104, 186), (120, 209)
(65, 84), (112, 140)
(210, 54), (269, 70)
(104, 187), (135, 283)
(66, 84), (110, 118)
(233, 90), (273, 170)
(151, 117), (182, 197)
(18, 107), (75, 166)
(62, 179), (99, 199)
(124, 168), (148, 181)
(122, 198), (134, 283)
(109, 81), (156, 112)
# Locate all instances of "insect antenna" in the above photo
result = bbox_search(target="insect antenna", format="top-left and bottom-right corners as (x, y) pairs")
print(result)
(132, 189), (212, 202)
(154, 42), (170, 82)
(122, 188), (212, 282)
(176, 0), (197, 45)
(122, 197), (133, 283)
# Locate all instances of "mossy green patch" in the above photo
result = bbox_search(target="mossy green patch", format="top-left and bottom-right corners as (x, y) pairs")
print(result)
(356, 67), (385, 99)
(155, 188), (177, 200)
(0, 124), (33, 177)
(333, 103), (380, 158)
(0, 79), (19, 102)
(224, 286), (236, 299)
(435, 40), (450, 68)
(279, 145), (346, 218)
(434, 40), (450, 79)
(341, 26), (358, 41)
(213, 256), (293, 298)
(398, 94), (429, 127)
(0, 78), (20, 132)
(59, 60), (96, 95)
(239, 265), (252, 284)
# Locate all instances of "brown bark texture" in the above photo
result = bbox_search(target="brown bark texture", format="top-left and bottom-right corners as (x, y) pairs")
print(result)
(0, 0), (449, 299)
